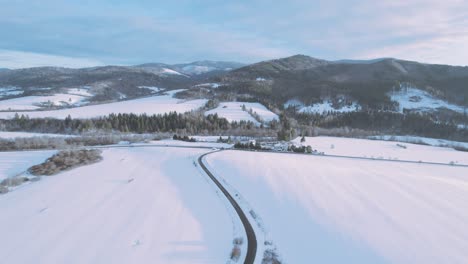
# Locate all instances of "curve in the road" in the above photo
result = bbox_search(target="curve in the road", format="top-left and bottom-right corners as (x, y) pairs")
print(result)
(198, 151), (257, 264)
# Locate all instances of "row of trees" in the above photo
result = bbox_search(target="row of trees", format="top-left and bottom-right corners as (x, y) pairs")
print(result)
(2, 108), (467, 143)
(3, 112), (260, 134)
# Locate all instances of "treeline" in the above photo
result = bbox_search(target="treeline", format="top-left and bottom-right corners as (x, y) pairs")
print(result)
(293, 110), (468, 141)
(1, 112), (261, 134)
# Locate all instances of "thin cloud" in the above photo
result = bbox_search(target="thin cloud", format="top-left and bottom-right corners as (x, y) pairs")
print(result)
(0, 50), (104, 69)
(0, 0), (467, 66)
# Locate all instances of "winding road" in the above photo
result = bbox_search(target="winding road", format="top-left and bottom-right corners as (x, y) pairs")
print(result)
(198, 151), (257, 264)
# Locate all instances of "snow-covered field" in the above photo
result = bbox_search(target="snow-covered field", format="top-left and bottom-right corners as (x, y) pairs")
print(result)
(66, 88), (93, 97)
(292, 136), (468, 165)
(0, 131), (72, 139)
(0, 94), (88, 111)
(150, 138), (233, 149)
(0, 147), (241, 264)
(286, 99), (361, 113)
(205, 102), (278, 125)
(205, 150), (468, 264)
(0, 150), (56, 181)
(390, 87), (465, 113)
(369, 135), (468, 150)
(0, 91), (207, 119)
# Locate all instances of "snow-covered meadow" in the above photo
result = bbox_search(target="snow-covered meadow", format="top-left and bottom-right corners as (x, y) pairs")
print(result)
(205, 149), (468, 264)
(292, 136), (468, 165)
(390, 87), (465, 113)
(0, 90), (207, 119)
(0, 147), (242, 264)
(205, 102), (278, 125)
(0, 94), (88, 111)
(0, 131), (72, 139)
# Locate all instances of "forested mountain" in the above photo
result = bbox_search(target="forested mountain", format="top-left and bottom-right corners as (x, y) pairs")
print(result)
(221, 55), (468, 108)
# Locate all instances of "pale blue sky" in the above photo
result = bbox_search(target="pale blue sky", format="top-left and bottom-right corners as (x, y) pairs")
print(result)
(1, 0), (467, 68)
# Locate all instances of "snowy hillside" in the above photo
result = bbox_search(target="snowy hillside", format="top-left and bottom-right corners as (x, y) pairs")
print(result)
(0, 147), (242, 264)
(292, 136), (468, 165)
(206, 150), (468, 264)
(0, 94), (88, 111)
(0, 90), (207, 119)
(390, 87), (465, 113)
(205, 102), (278, 125)
(286, 99), (361, 113)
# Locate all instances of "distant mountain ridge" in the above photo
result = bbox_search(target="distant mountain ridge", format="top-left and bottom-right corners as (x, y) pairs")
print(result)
(0, 60), (245, 102)
(1, 55), (468, 115)
(222, 55), (468, 109)
(136, 60), (245, 75)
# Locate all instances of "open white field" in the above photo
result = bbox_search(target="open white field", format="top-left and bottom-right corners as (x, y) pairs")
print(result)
(0, 147), (240, 264)
(205, 150), (468, 264)
(0, 131), (72, 139)
(292, 136), (468, 165)
(0, 91), (207, 119)
(205, 102), (278, 124)
(0, 94), (88, 111)
(0, 150), (56, 181)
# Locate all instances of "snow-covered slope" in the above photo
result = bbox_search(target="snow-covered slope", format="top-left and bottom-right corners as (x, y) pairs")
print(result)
(66, 88), (93, 97)
(0, 94), (88, 111)
(0, 150), (55, 181)
(206, 150), (468, 264)
(0, 147), (239, 263)
(205, 102), (278, 125)
(390, 87), (465, 113)
(0, 91), (207, 119)
(291, 136), (468, 165)
(285, 99), (361, 113)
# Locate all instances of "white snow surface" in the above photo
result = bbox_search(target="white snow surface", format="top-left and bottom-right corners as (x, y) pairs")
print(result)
(0, 91), (207, 119)
(292, 136), (468, 165)
(194, 83), (221, 88)
(206, 150), (468, 264)
(369, 135), (468, 150)
(0, 147), (238, 263)
(66, 88), (93, 97)
(286, 99), (361, 113)
(205, 102), (278, 124)
(182, 65), (215, 75)
(0, 150), (56, 181)
(0, 131), (72, 139)
(391, 87), (465, 113)
(138, 86), (163, 93)
(150, 138), (233, 149)
(0, 94), (87, 111)
(161, 68), (184, 75)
